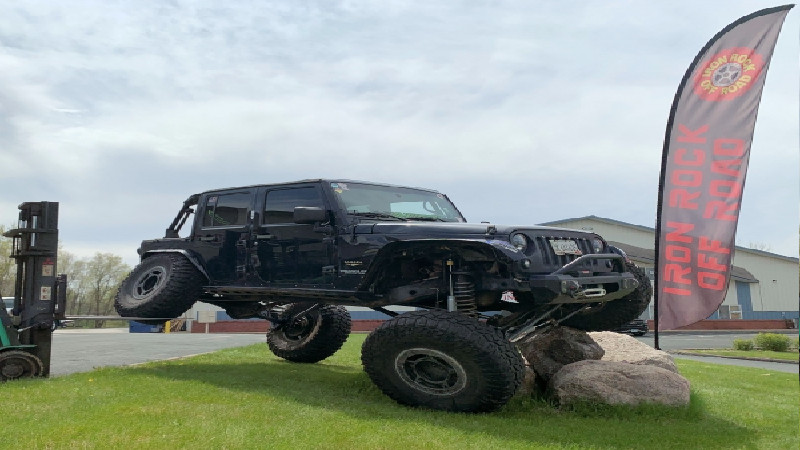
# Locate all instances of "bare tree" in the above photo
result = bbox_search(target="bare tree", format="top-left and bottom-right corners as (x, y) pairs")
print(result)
(59, 253), (130, 326)
(0, 225), (16, 297)
(57, 249), (85, 315)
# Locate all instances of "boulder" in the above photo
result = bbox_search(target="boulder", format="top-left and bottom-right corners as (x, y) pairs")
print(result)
(516, 355), (539, 396)
(549, 360), (691, 407)
(516, 326), (604, 383)
(588, 331), (679, 373)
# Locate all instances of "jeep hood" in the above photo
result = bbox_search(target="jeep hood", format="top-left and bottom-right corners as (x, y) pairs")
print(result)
(354, 222), (587, 237)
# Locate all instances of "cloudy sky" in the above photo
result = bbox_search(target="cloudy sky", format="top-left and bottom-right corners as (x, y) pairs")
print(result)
(1, 1), (797, 265)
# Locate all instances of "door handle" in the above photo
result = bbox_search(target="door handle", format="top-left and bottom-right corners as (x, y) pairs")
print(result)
(199, 236), (217, 242)
(255, 234), (274, 240)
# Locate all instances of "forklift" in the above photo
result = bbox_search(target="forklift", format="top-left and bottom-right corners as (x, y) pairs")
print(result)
(0, 201), (66, 381)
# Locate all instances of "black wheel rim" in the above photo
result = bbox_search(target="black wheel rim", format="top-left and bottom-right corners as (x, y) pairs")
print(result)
(132, 265), (167, 300)
(283, 314), (315, 341)
(395, 348), (467, 396)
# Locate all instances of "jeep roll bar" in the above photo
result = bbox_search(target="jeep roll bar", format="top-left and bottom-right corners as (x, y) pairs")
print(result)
(164, 194), (200, 238)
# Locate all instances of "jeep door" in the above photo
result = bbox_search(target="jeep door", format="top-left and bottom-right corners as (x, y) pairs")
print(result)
(252, 184), (334, 287)
(193, 189), (255, 284)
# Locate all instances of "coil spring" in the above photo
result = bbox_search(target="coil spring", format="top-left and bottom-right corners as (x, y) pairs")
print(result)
(453, 274), (477, 313)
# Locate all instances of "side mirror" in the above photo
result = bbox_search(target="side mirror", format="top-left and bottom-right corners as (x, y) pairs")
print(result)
(294, 207), (328, 224)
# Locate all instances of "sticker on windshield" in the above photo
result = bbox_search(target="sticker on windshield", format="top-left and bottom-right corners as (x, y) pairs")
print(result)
(437, 194), (444, 198)
(338, 183), (349, 191)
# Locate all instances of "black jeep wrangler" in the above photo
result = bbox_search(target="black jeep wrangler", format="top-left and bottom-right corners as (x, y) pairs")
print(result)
(115, 179), (650, 412)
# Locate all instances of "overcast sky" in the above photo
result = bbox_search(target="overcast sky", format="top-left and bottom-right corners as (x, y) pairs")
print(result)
(1, 1), (797, 265)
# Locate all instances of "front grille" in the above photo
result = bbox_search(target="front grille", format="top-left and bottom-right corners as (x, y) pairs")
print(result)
(532, 235), (597, 272)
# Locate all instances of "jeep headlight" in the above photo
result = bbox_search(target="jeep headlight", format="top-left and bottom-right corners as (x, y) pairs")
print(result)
(592, 238), (604, 253)
(510, 233), (528, 251)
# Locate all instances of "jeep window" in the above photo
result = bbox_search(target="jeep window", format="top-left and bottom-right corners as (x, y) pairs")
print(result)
(202, 192), (251, 227)
(264, 187), (324, 224)
(330, 182), (464, 222)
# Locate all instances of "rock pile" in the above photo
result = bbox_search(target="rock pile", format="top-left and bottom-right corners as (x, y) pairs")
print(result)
(516, 327), (690, 407)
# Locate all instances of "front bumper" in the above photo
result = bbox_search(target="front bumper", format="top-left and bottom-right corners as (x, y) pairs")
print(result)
(484, 254), (639, 304)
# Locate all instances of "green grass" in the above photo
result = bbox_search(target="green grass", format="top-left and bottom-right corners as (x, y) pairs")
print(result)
(687, 349), (799, 362)
(2, 334), (797, 449)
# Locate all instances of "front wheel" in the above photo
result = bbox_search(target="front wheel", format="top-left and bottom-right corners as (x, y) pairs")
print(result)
(361, 309), (524, 413)
(267, 303), (351, 363)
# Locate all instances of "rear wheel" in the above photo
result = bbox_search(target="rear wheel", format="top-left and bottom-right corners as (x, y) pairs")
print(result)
(267, 303), (351, 363)
(361, 309), (524, 412)
(115, 254), (204, 321)
(559, 262), (652, 331)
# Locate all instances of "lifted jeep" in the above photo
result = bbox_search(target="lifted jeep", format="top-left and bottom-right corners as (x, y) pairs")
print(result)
(115, 179), (650, 412)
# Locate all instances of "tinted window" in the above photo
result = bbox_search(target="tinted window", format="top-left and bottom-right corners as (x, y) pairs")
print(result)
(264, 187), (323, 224)
(202, 192), (251, 227)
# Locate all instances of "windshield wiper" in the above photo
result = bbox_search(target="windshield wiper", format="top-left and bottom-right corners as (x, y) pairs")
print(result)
(405, 216), (447, 222)
(350, 212), (408, 221)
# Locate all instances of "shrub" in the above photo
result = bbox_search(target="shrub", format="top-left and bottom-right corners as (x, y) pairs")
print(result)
(732, 339), (754, 351)
(794, 337), (799, 350)
(753, 333), (790, 352)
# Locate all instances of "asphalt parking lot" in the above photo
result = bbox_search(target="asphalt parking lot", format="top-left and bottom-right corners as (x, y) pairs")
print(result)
(48, 328), (798, 377)
(50, 329), (265, 376)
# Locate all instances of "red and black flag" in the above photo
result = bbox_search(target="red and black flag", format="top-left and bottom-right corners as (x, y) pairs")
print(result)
(655, 5), (793, 331)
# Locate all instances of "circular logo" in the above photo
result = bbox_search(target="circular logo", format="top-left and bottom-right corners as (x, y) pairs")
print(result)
(693, 47), (764, 102)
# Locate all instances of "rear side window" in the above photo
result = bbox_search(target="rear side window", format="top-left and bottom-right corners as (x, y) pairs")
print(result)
(202, 192), (251, 227)
(264, 187), (323, 224)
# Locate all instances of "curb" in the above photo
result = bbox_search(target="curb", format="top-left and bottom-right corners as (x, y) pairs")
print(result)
(669, 350), (799, 365)
(656, 329), (798, 335)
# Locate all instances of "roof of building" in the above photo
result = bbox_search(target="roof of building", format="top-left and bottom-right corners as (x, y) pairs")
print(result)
(541, 215), (798, 263)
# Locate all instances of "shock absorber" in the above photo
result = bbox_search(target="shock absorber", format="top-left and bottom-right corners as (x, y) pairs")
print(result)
(453, 273), (477, 313)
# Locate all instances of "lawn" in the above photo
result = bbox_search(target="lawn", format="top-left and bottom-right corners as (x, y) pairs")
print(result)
(1, 334), (797, 449)
(685, 349), (799, 362)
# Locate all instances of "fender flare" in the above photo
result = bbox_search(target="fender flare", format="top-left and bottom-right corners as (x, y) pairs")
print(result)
(357, 238), (517, 291)
(141, 249), (210, 281)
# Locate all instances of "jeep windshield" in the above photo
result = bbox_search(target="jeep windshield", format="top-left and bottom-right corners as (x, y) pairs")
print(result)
(329, 182), (465, 222)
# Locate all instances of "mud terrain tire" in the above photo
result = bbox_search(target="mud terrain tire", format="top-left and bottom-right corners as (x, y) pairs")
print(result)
(560, 262), (652, 331)
(114, 254), (204, 321)
(361, 309), (524, 413)
(267, 303), (351, 363)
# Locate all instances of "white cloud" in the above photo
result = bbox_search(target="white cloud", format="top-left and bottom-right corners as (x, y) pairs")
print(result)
(0, 0), (796, 257)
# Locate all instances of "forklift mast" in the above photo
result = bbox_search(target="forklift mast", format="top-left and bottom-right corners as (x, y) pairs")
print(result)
(0, 201), (65, 380)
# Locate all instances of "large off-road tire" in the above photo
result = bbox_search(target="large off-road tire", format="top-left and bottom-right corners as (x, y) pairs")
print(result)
(361, 309), (525, 413)
(560, 262), (652, 331)
(267, 303), (351, 363)
(114, 254), (204, 321)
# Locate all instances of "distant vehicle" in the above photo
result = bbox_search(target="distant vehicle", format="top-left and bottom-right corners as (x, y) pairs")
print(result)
(50, 319), (74, 331)
(614, 319), (648, 336)
(4, 296), (71, 329)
